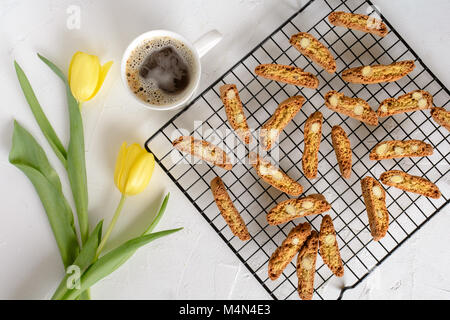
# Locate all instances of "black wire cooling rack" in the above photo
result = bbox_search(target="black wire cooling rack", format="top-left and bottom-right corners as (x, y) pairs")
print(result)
(145, 0), (450, 300)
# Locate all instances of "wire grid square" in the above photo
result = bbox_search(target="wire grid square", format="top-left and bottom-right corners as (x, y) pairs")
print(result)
(145, 0), (450, 299)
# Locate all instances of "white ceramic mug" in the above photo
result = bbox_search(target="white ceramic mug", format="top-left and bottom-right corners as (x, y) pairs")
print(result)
(121, 29), (222, 111)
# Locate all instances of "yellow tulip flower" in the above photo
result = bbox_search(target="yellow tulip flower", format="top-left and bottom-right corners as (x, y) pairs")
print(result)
(68, 51), (113, 102)
(114, 142), (155, 196)
(96, 142), (155, 258)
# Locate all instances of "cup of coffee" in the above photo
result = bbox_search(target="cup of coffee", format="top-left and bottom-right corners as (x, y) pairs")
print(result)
(121, 29), (222, 111)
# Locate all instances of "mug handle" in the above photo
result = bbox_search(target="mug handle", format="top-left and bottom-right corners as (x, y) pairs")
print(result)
(193, 30), (223, 58)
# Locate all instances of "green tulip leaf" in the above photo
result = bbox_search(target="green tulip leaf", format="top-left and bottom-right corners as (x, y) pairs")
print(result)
(103, 192), (172, 275)
(9, 120), (63, 192)
(38, 53), (89, 244)
(62, 227), (183, 300)
(37, 54), (67, 82)
(52, 220), (103, 300)
(142, 193), (170, 235)
(14, 61), (67, 168)
(9, 121), (79, 268)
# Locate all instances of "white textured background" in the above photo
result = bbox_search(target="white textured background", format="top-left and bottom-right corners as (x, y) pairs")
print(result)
(0, 0), (449, 300)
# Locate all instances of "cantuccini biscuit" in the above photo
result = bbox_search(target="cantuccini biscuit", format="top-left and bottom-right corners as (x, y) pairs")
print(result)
(254, 64), (319, 88)
(331, 125), (352, 179)
(360, 177), (389, 241)
(290, 32), (336, 73)
(378, 90), (433, 117)
(302, 111), (323, 179)
(431, 107), (450, 131)
(249, 152), (303, 196)
(319, 215), (344, 277)
(220, 84), (252, 144)
(369, 140), (433, 160)
(328, 11), (388, 37)
(173, 136), (232, 170)
(341, 60), (415, 84)
(380, 170), (441, 199)
(266, 194), (331, 225)
(297, 231), (319, 300)
(210, 177), (250, 241)
(268, 223), (311, 280)
(324, 90), (378, 126)
(260, 96), (305, 150)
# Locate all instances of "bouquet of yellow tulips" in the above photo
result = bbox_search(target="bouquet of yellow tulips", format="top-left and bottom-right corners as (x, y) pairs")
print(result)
(10, 52), (182, 300)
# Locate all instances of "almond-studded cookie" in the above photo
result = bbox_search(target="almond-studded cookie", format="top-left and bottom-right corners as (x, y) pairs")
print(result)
(255, 64), (319, 88)
(360, 177), (389, 241)
(331, 125), (352, 179)
(378, 90), (433, 117)
(328, 11), (388, 37)
(297, 231), (319, 300)
(266, 194), (331, 225)
(369, 140), (433, 160)
(380, 170), (441, 199)
(319, 215), (344, 277)
(324, 90), (378, 126)
(260, 96), (305, 150)
(341, 61), (415, 84)
(249, 152), (303, 196)
(290, 32), (336, 73)
(302, 111), (323, 179)
(210, 177), (250, 241)
(268, 223), (311, 280)
(220, 84), (252, 144)
(173, 136), (232, 170)
(431, 107), (450, 131)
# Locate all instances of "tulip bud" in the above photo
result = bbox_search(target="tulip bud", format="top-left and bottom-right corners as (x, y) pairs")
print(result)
(114, 143), (155, 196)
(68, 51), (113, 102)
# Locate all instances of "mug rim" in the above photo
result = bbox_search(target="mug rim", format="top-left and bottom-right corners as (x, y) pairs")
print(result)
(120, 29), (201, 111)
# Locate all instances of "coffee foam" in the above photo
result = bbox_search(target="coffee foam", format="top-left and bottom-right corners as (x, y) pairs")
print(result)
(126, 37), (196, 106)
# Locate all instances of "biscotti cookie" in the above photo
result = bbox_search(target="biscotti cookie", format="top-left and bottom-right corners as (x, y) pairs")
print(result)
(268, 222), (311, 280)
(380, 170), (441, 199)
(302, 111), (323, 179)
(220, 84), (252, 144)
(266, 194), (331, 225)
(324, 90), (378, 126)
(369, 140), (433, 160)
(331, 125), (352, 179)
(260, 96), (305, 150)
(290, 32), (336, 73)
(297, 231), (319, 300)
(249, 152), (303, 196)
(319, 215), (344, 277)
(210, 177), (250, 241)
(378, 90), (433, 117)
(172, 136), (233, 170)
(254, 64), (319, 88)
(360, 177), (389, 241)
(173, 136), (232, 170)
(328, 11), (388, 37)
(341, 61), (415, 84)
(431, 107), (450, 131)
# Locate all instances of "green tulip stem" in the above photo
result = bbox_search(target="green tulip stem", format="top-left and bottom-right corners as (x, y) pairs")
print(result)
(95, 194), (126, 259)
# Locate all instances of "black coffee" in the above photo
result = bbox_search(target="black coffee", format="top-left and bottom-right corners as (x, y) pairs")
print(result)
(126, 37), (195, 106)
(139, 46), (190, 94)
